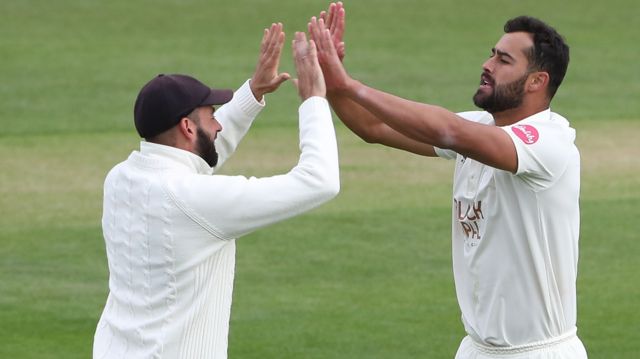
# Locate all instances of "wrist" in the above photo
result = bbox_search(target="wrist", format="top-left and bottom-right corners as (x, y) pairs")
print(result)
(249, 79), (265, 102)
(328, 77), (357, 98)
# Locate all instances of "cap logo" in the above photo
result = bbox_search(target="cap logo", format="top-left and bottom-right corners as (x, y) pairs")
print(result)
(511, 124), (539, 144)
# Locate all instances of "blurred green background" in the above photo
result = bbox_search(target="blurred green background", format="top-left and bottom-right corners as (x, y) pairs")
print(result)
(1, 0), (638, 358)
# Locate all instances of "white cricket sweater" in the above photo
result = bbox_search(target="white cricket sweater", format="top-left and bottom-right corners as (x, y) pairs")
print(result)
(93, 80), (340, 359)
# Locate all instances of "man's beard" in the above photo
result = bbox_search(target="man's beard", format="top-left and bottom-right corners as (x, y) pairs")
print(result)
(195, 127), (219, 167)
(473, 73), (528, 114)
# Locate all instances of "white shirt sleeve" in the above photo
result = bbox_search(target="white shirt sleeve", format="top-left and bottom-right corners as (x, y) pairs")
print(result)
(165, 97), (340, 240)
(501, 115), (575, 192)
(213, 79), (265, 169)
(434, 146), (457, 160)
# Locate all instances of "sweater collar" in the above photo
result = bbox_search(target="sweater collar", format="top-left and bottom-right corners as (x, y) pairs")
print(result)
(137, 141), (214, 175)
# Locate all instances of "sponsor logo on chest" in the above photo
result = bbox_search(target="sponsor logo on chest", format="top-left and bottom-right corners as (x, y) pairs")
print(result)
(454, 199), (484, 245)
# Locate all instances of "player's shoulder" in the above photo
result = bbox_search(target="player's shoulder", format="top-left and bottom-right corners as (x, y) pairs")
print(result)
(514, 109), (570, 127)
(508, 109), (576, 148)
(519, 110), (574, 136)
(105, 160), (126, 179)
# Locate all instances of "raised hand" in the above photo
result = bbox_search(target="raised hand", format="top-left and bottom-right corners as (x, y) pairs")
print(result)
(318, 2), (346, 61)
(292, 32), (325, 100)
(250, 23), (291, 101)
(308, 17), (352, 94)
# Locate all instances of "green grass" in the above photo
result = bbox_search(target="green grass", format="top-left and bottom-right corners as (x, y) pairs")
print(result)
(1, 0), (639, 358)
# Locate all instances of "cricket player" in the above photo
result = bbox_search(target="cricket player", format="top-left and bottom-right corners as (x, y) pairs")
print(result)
(309, 3), (587, 358)
(93, 25), (339, 359)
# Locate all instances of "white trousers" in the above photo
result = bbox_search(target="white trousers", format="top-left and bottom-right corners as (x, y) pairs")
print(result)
(455, 329), (587, 359)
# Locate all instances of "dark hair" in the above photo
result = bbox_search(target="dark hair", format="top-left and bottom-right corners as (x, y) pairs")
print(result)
(504, 16), (570, 98)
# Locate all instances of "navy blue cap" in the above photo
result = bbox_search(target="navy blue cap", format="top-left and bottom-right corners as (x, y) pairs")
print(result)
(134, 74), (233, 138)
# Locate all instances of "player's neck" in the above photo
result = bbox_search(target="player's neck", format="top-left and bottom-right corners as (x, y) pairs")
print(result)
(491, 101), (550, 126)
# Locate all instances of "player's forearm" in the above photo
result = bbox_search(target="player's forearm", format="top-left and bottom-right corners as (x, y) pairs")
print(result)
(326, 91), (386, 143)
(328, 89), (437, 156)
(345, 79), (458, 149)
(294, 96), (340, 198)
(214, 79), (265, 168)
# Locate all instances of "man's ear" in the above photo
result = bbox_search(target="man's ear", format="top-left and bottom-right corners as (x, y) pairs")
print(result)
(527, 71), (549, 93)
(177, 117), (197, 140)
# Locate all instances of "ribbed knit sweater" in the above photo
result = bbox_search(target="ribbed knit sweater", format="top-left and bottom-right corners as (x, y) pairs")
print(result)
(93, 80), (340, 359)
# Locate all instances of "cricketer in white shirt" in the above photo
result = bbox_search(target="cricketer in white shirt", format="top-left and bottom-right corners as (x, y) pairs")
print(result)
(436, 109), (586, 357)
(93, 80), (339, 359)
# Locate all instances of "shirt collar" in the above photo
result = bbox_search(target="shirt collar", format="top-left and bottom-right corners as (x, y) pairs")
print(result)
(516, 108), (551, 124)
(490, 108), (553, 127)
(137, 141), (214, 175)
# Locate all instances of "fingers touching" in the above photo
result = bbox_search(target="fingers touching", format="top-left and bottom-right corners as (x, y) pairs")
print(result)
(318, 2), (346, 61)
(307, 16), (351, 94)
(309, 17), (338, 59)
(250, 3), (348, 100)
(292, 32), (325, 100)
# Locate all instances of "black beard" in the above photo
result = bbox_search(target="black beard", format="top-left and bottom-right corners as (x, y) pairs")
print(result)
(195, 127), (219, 167)
(473, 73), (528, 114)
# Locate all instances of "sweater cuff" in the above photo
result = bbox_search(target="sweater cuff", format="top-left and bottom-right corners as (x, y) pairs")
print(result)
(298, 96), (330, 118)
(234, 79), (266, 118)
